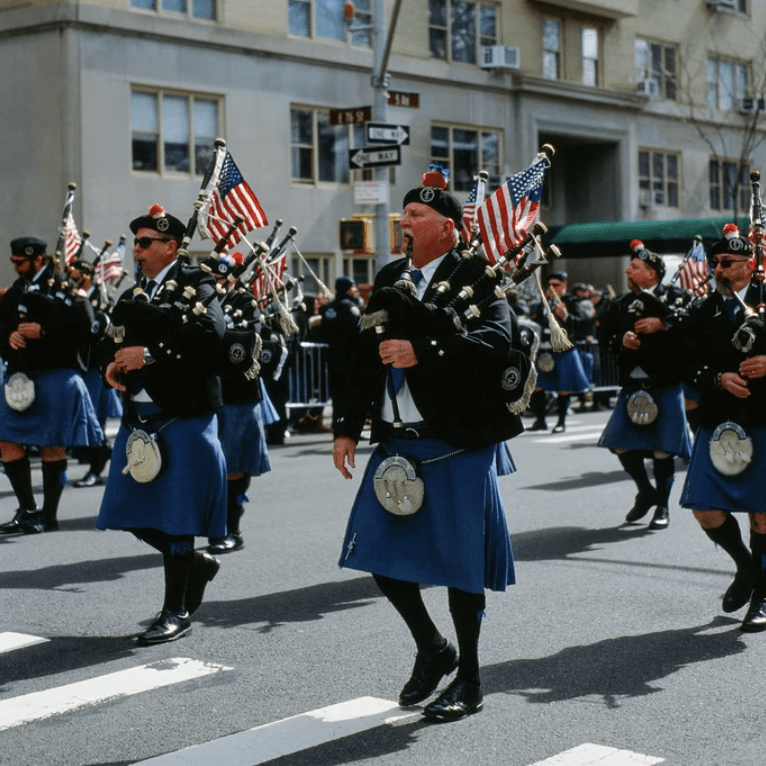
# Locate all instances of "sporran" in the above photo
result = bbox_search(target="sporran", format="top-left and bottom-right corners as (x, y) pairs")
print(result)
(626, 390), (659, 425)
(709, 421), (753, 476)
(373, 454), (425, 516)
(4, 372), (35, 412)
(122, 429), (163, 483)
(537, 351), (555, 373)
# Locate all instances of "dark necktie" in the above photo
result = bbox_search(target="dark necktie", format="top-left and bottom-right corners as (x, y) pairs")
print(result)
(145, 279), (157, 299)
(389, 269), (425, 395)
(725, 296), (739, 324)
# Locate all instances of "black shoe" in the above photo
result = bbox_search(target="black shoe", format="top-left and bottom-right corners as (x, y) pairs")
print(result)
(136, 609), (192, 646)
(625, 493), (656, 523)
(527, 419), (547, 432)
(398, 641), (458, 706)
(723, 567), (754, 613)
(740, 594), (766, 633)
(186, 552), (221, 615)
(0, 508), (43, 535)
(42, 519), (59, 532)
(648, 506), (669, 530)
(552, 421), (566, 433)
(423, 677), (484, 722)
(207, 533), (244, 554)
(74, 472), (104, 488)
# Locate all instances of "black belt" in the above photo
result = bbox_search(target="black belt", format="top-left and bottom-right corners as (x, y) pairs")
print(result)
(378, 421), (432, 440)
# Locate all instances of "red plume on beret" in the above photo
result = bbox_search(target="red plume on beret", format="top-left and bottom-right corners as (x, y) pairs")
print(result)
(722, 223), (740, 238)
(422, 166), (449, 190)
(630, 239), (644, 253)
(148, 203), (166, 219)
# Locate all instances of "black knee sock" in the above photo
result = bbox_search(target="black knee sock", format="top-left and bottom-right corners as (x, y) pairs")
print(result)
(702, 514), (751, 571)
(162, 548), (193, 615)
(652, 455), (675, 507)
(227, 476), (251, 535)
(556, 393), (570, 425)
(448, 588), (485, 684)
(3, 455), (36, 511)
(750, 530), (766, 587)
(617, 452), (656, 499)
(530, 389), (546, 423)
(41, 460), (67, 524)
(373, 574), (444, 651)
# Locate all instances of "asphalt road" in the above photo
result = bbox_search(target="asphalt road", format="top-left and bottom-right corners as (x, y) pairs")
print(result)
(1, 408), (764, 766)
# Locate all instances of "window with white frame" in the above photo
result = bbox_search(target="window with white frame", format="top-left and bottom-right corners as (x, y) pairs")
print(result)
(582, 27), (598, 86)
(429, 0), (498, 64)
(131, 89), (220, 175)
(635, 39), (677, 100)
(707, 57), (749, 111)
(431, 124), (501, 193)
(288, 0), (372, 46)
(290, 253), (333, 296)
(709, 158), (749, 212)
(638, 149), (679, 208)
(542, 19), (560, 80)
(130, 0), (215, 20)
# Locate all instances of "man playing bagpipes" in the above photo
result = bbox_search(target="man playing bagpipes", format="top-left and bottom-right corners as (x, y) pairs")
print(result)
(0, 237), (103, 535)
(96, 204), (226, 646)
(332, 167), (522, 722)
(597, 240), (692, 531)
(680, 223), (766, 632)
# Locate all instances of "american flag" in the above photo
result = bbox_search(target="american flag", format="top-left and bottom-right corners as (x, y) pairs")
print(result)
(253, 253), (287, 302)
(677, 237), (708, 296)
(462, 176), (480, 235)
(201, 151), (268, 248)
(477, 156), (548, 265)
(95, 238), (126, 284)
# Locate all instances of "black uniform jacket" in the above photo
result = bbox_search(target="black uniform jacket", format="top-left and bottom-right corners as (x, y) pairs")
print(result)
(682, 284), (766, 429)
(105, 259), (226, 417)
(0, 263), (91, 374)
(332, 249), (523, 450)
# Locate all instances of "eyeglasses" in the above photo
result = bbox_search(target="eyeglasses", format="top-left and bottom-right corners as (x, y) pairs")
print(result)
(9, 257), (29, 265)
(134, 237), (170, 250)
(712, 259), (749, 269)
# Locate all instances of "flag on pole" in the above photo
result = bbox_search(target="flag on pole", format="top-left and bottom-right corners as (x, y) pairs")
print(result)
(462, 176), (480, 235)
(253, 253), (287, 302)
(200, 151), (268, 248)
(63, 211), (81, 267)
(477, 155), (548, 265)
(95, 238), (126, 284)
(677, 237), (708, 296)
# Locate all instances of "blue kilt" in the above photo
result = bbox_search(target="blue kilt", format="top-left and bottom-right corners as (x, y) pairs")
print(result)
(536, 347), (590, 393)
(82, 368), (123, 421)
(97, 408), (226, 537)
(259, 379), (280, 426)
(0, 368), (103, 447)
(495, 441), (516, 476)
(682, 425), (766, 514)
(218, 402), (271, 477)
(339, 436), (515, 594)
(598, 385), (692, 460)
(577, 347), (595, 384)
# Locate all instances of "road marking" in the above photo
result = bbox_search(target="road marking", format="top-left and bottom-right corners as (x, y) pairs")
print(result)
(0, 657), (231, 731)
(529, 743), (664, 765)
(0, 632), (49, 653)
(533, 431), (602, 444)
(134, 696), (418, 765)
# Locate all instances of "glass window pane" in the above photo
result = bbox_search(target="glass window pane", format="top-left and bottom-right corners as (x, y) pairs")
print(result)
(429, 0), (447, 27)
(162, 0), (186, 11)
(638, 150), (649, 177)
(317, 113), (348, 183)
(666, 154), (678, 181)
(542, 51), (558, 80)
(292, 146), (313, 181)
(316, 0), (347, 42)
(430, 29), (447, 60)
(582, 28), (598, 59)
(132, 91), (158, 132)
(132, 135), (158, 171)
(452, 128), (478, 191)
(431, 126), (449, 160)
(481, 131), (499, 178)
(163, 95), (190, 171)
(719, 60), (734, 110)
(635, 39), (648, 76)
(736, 63), (748, 102)
(193, 99), (218, 137)
(542, 20), (559, 51)
(479, 5), (496, 46)
(288, 0), (310, 36)
(131, 0), (155, 8)
(451, 0), (476, 64)
(583, 59), (597, 87)
(193, 0), (215, 19)
(291, 109), (313, 145)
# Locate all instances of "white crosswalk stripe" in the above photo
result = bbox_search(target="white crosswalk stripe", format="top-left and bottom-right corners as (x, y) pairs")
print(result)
(0, 632), (49, 654)
(529, 743), (664, 765)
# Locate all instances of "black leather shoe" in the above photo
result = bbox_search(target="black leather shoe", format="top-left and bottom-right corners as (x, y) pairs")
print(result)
(423, 677), (483, 722)
(625, 493), (656, 523)
(398, 641), (458, 706)
(0, 508), (43, 535)
(740, 594), (766, 632)
(207, 533), (244, 554)
(74, 472), (104, 488)
(552, 421), (565, 433)
(648, 506), (669, 529)
(42, 519), (59, 532)
(723, 567), (754, 613)
(527, 419), (547, 432)
(136, 610), (192, 645)
(186, 553), (221, 615)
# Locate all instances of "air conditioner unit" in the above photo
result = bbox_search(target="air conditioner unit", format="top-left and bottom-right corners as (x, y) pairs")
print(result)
(740, 97), (766, 114)
(481, 46), (520, 71)
(707, 0), (736, 10)
(637, 79), (660, 98)
(639, 189), (655, 209)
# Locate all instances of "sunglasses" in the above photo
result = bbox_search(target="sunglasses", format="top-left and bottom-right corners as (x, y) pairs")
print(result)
(9, 257), (30, 265)
(712, 259), (749, 269)
(134, 237), (170, 249)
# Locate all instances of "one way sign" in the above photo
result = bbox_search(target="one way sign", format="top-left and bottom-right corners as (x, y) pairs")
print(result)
(365, 122), (410, 146)
(349, 145), (402, 169)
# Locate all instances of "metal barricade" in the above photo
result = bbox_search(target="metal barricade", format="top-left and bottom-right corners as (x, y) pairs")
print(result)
(286, 341), (331, 410)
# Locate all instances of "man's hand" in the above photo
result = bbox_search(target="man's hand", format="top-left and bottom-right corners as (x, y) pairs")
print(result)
(379, 339), (418, 368)
(114, 346), (146, 373)
(104, 362), (126, 391)
(9, 322), (43, 350)
(622, 330), (641, 350)
(634, 317), (665, 335)
(720, 371), (751, 399)
(739, 355), (766, 381)
(333, 436), (357, 480)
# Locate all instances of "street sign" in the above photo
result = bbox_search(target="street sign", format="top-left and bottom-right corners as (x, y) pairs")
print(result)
(354, 181), (390, 205)
(365, 122), (410, 146)
(330, 107), (372, 126)
(349, 145), (402, 169)
(387, 91), (419, 108)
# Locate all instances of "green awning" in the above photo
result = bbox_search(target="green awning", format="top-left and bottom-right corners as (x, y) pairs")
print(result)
(547, 216), (750, 258)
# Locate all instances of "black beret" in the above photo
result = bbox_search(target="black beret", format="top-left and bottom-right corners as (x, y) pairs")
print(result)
(547, 270), (568, 283)
(707, 224), (754, 260)
(402, 165), (464, 230)
(69, 258), (94, 275)
(129, 203), (186, 240)
(335, 275), (355, 294)
(10, 237), (46, 259)
(629, 239), (665, 280)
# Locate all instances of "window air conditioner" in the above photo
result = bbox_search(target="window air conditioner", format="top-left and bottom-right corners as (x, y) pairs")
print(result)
(740, 97), (766, 114)
(639, 189), (655, 209)
(707, 0), (736, 10)
(480, 46), (520, 71)
(637, 79), (660, 98)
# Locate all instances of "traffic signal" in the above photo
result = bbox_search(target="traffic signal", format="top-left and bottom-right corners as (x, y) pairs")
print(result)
(339, 218), (371, 252)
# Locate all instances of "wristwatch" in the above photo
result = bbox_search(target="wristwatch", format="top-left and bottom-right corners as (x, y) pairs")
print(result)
(142, 347), (155, 366)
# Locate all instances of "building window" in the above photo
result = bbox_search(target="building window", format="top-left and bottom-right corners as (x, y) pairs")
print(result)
(429, 0), (497, 64)
(431, 124), (501, 193)
(582, 27), (598, 86)
(635, 39), (677, 100)
(290, 253), (333, 296)
(707, 57), (749, 111)
(709, 158), (749, 212)
(130, 0), (216, 20)
(288, 0), (372, 47)
(638, 149), (679, 208)
(542, 19), (560, 80)
(131, 89), (220, 175)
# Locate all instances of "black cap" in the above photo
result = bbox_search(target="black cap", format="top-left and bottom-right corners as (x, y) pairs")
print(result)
(69, 259), (94, 275)
(402, 165), (464, 230)
(335, 275), (355, 294)
(129, 203), (186, 240)
(10, 237), (46, 259)
(629, 239), (666, 280)
(707, 224), (754, 261)
(547, 270), (568, 283)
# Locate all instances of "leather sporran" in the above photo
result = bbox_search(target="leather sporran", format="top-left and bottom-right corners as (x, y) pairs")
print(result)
(537, 351), (555, 373)
(709, 421), (753, 476)
(626, 390), (659, 425)
(4, 372), (35, 412)
(373, 454), (424, 516)
(122, 429), (163, 483)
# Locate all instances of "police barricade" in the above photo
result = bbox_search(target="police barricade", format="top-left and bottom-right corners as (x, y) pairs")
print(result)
(287, 341), (331, 409)
(593, 342), (620, 395)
